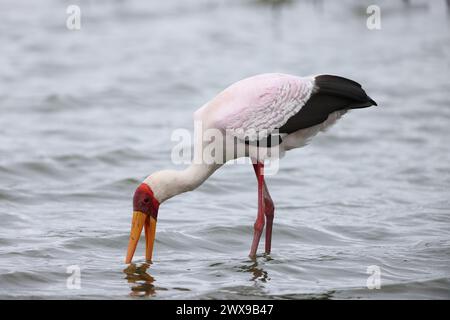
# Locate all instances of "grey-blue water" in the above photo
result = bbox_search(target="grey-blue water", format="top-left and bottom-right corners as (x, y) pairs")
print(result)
(0, 0), (449, 299)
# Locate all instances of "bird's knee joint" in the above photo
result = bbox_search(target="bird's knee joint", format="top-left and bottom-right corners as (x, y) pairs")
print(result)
(253, 221), (264, 233)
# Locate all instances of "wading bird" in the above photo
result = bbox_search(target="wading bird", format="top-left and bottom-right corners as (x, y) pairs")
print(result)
(125, 73), (377, 263)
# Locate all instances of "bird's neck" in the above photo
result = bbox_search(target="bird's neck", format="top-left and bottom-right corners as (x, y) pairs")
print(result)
(144, 163), (221, 203)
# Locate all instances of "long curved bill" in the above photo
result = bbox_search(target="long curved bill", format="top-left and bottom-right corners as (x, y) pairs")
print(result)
(125, 211), (157, 264)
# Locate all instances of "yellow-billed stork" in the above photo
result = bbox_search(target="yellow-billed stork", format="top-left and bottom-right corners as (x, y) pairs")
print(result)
(125, 73), (377, 264)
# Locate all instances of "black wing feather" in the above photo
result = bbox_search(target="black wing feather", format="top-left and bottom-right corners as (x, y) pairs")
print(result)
(278, 75), (377, 135)
(246, 74), (377, 146)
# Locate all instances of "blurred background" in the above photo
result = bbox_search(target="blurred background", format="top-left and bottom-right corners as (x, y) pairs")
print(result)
(0, 0), (449, 299)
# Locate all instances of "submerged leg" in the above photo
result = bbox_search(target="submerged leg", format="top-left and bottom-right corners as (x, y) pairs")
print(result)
(252, 163), (275, 255)
(249, 162), (265, 258)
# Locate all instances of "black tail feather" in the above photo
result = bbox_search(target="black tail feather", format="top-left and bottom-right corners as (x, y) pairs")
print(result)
(278, 74), (377, 134)
(314, 74), (377, 108)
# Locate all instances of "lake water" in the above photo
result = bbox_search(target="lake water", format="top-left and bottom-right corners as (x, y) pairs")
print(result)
(0, 0), (449, 299)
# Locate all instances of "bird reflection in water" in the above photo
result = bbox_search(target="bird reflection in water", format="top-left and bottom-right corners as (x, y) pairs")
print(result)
(238, 256), (272, 283)
(123, 263), (160, 297)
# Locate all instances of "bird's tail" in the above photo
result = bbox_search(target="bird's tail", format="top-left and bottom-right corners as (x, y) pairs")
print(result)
(314, 74), (377, 109)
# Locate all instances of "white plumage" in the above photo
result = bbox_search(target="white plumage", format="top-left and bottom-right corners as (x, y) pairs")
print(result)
(196, 73), (315, 142)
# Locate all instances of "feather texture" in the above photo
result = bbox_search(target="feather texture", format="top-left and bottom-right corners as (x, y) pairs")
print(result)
(204, 73), (315, 141)
(195, 73), (376, 148)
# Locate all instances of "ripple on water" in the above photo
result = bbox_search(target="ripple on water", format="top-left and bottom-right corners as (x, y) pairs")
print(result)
(0, 0), (449, 300)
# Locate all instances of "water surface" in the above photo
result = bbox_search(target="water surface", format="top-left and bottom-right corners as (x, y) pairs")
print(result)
(0, 0), (449, 299)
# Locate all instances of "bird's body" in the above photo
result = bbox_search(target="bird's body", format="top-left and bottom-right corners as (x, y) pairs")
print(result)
(193, 73), (315, 163)
(125, 73), (377, 264)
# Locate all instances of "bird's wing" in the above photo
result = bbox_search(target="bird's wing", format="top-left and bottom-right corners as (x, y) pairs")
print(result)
(211, 73), (315, 142)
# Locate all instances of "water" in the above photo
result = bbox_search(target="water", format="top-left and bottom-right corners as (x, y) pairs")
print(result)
(0, 0), (449, 299)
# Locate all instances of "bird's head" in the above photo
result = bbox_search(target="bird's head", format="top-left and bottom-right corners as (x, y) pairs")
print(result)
(125, 182), (160, 264)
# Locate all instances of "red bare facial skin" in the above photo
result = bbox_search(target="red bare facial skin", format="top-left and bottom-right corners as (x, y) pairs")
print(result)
(133, 183), (160, 220)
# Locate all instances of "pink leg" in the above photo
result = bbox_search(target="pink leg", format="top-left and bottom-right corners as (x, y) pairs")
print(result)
(252, 163), (275, 255)
(249, 162), (265, 258)
(262, 183), (274, 254)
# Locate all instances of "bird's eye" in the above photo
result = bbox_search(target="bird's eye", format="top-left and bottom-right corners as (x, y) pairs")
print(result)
(143, 198), (150, 204)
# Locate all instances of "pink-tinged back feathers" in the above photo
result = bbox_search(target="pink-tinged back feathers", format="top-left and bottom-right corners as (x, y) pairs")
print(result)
(195, 73), (315, 141)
